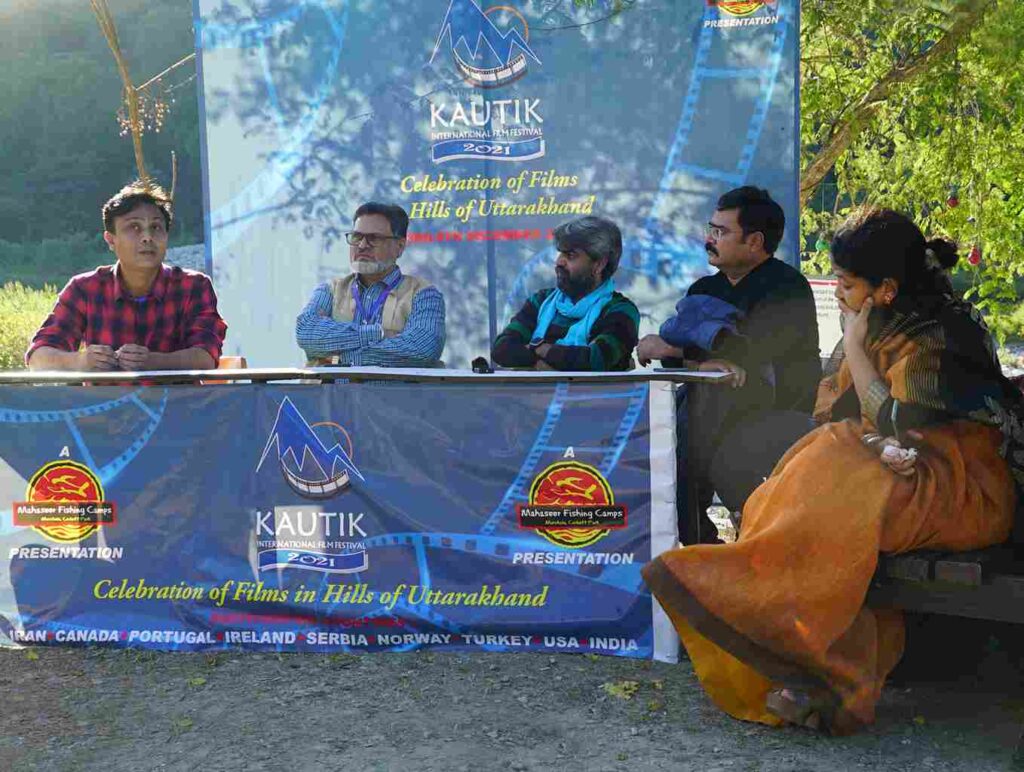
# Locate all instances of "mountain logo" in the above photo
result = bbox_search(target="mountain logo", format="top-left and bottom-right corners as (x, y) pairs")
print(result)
(256, 397), (364, 499)
(13, 460), (116, 543)
(430, 0), (541, 88)
(708, 0), (776, 17)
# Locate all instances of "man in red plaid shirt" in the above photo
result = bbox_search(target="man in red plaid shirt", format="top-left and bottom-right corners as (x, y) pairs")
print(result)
(26, 182), (227, 372)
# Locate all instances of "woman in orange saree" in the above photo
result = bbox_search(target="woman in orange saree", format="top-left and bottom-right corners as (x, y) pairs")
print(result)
(643, 209), (1024, 734)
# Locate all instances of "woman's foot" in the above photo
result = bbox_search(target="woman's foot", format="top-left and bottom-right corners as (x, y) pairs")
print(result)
(765, 688), (832, 731)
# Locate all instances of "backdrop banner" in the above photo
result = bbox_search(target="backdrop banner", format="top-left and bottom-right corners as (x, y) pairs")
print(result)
(194, 0), (800, 367)
(0, 382), (678, 660)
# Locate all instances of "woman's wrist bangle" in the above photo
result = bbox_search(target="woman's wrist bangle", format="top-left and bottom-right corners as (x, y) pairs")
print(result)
(862, 379), (892, 423)
(861, 433), (884, 449)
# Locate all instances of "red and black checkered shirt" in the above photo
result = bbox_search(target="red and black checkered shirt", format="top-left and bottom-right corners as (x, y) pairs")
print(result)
(26, 264), (228, 366)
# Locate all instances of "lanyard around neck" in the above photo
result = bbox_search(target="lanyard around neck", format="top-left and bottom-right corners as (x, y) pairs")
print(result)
(351, 273), (402, 325)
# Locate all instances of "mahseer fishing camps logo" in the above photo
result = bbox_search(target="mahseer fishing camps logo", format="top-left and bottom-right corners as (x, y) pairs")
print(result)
(427, 0), (545, 163)
(13, 460), (115, 543)
(256, 397), (364, 499)
(709, 0), (776, 16)
(517, 461), (626, 548)
(704, 0), (779, 29)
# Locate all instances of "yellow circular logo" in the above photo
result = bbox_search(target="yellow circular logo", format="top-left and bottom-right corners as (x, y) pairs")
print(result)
(718, 1), (770, 17)
(23, 461), (106, 543)
(526, 461), (616, 548)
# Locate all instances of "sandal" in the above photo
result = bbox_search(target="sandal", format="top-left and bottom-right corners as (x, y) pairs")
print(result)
(765, 688), (834, 732)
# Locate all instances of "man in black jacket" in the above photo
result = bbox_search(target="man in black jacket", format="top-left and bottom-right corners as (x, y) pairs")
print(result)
(637, 186), (820, 542)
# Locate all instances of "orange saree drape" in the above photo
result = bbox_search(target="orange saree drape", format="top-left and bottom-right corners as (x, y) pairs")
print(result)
(643, 330), (1016, 734)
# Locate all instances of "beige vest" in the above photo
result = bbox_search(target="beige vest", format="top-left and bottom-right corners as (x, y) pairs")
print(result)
(307, 273), (433, 366)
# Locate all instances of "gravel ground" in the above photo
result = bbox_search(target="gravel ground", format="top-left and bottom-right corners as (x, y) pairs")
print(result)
(1, 614), (1022, 772)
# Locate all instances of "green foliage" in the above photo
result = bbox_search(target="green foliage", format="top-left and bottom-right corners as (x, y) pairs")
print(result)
(0, 282), (58, 371)
(0, 0), (203, 246)
(989, 301), (1024, 346)
(801, 0), (1024, 339)
(0, 233), (110, 289)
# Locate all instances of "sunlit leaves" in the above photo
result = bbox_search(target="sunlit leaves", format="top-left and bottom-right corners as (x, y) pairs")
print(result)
(801, 0), (1024, 338)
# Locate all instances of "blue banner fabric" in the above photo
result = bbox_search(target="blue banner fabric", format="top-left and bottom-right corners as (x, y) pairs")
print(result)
(194, 0), (800, 368)
(0, 382), (676, 660)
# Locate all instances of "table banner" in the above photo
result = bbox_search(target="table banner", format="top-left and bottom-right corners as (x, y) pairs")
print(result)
(0, 382), (677, 661)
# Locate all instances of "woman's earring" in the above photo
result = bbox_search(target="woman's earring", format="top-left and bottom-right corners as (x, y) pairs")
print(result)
(884, 293), (895, 305)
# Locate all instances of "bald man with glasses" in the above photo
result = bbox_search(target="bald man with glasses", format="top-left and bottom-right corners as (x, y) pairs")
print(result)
(295, 202), (446, 367)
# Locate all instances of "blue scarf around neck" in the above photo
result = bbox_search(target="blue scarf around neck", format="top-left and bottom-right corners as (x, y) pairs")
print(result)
(530, 279), (615, 347)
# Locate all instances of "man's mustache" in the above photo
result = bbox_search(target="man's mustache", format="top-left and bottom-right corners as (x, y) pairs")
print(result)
(705, 242), (718, 257)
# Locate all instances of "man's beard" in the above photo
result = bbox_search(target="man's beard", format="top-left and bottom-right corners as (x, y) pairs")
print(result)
(556, 267), (597, 300)
(351, 257), (397, 275)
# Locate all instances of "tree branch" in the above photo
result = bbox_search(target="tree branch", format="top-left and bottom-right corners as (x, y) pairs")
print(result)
(90, 0), (150, 186)
(799, 0), (995, 208)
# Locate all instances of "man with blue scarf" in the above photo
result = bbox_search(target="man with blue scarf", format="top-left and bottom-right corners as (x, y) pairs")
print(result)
(491, 216), (639, 371)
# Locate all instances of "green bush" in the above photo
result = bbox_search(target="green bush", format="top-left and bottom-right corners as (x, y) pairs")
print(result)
(991, 301), (1024, 350)
(0, 282), (58, 370)
(0, 233), (109, 289)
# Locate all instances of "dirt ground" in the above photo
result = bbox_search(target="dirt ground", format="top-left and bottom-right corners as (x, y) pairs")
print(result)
(1, 615), (1022, 772)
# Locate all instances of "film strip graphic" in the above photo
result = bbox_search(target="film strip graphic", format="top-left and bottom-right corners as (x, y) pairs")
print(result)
(503, 0), (792, 312)
(474, 8), (794, 646)
(479, 382), (648, 535)
(0, 383), (647, 653)
(0, 389), (169, 543)
(0, 389), (169, 492)
(0, 389), (168, 646)
(633, 0), (791, 281)
(426, 4), (790, 655)
(314, 381), (650, 653)
(164, 382), (649, 654)
(198, 0), (348, 254)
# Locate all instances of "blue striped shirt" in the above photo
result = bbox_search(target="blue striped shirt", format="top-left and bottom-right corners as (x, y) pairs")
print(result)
(295, 267), (446, 366)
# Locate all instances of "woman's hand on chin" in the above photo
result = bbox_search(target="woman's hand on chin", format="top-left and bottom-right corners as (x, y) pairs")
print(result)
(842, 297), (874, 354)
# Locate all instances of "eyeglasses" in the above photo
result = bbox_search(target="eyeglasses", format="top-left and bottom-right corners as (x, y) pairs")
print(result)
(704, 224), (738, 240)
(344, 231), (401, 247)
